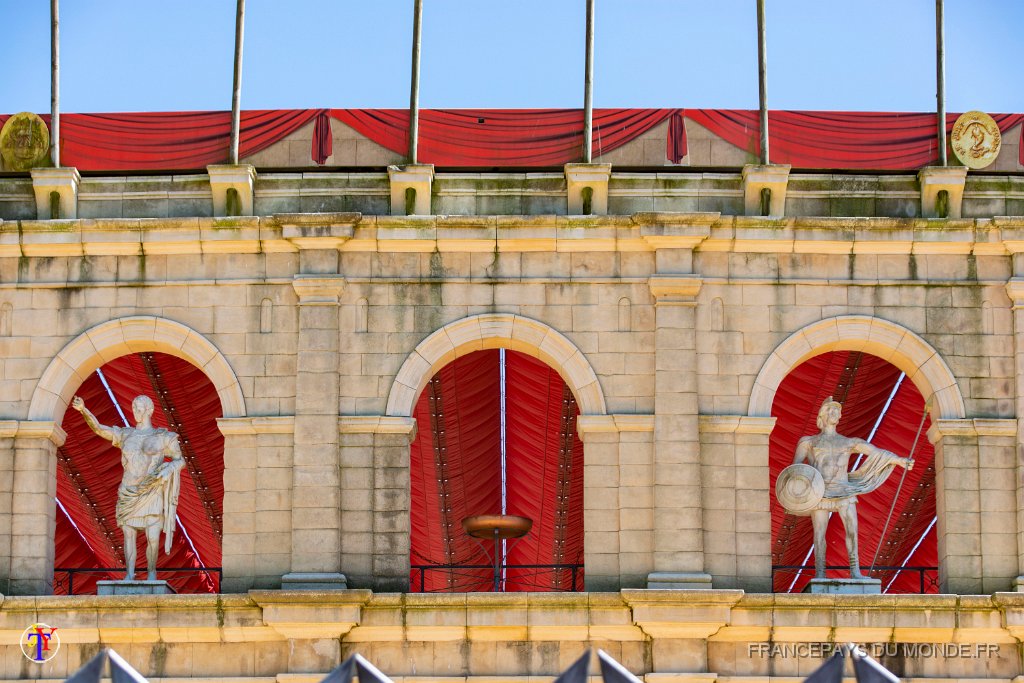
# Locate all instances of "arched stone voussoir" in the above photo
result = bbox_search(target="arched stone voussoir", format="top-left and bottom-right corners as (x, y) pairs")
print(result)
(386, 313), (607, 417)
(748, 315), (965, 420)
(29, 316), (247, 423)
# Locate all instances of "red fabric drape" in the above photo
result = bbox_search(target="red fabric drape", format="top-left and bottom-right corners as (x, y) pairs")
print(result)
(504, 352), (585, 591)
(312, 110), (333, 165)
(409, 350), (502, 591)
(3, 108), (1021, 170)
(55, 353), (223, 594)
(331, 108), (675, 167)
(687, 109), (1024, 169)
(769, 351), (936, 594)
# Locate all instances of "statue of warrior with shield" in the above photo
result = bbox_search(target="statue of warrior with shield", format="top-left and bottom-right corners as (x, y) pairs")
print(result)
(776, 397), (914, 580)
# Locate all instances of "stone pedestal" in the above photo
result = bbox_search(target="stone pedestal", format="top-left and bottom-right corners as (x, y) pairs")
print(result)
(207, 164), (257, 217)
(918, 166), (967, 218)
(31, 167), (80, 220)
(388, 164), (434, 215)
(281, 572), (348, 590)
(96, 580), (172, 595)
(803, 577), (881, 594)
(565, 163), (611, 215)
(741, 164), (790, 216)
(646, 572), (714, 590)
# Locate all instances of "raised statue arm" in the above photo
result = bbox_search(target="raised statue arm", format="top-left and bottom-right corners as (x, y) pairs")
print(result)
(852, 438), (914, 471)
(71, 396), (119, 443)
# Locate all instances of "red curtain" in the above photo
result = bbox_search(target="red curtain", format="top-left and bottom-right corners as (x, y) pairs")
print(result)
(56, 352), (223, 594)
(408, 349), (585, 592)
(687, 109), (1024, 169)
(2, 108), (1021, 170)
(769, 351), (936, 593)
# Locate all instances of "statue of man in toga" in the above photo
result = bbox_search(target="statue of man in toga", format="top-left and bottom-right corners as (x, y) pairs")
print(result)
(72, 394), (185, 581)
(779, 397), (914, 580)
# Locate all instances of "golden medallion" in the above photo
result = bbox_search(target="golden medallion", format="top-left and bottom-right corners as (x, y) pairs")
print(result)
(0, 112), (50, 171)
(950, 111), (1001, 169)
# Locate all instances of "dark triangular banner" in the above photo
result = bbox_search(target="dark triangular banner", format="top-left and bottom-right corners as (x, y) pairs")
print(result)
(851, 647), (900, 683)
(804, 650), (845, 683)
(320, 655), (357, 683)
(554, 650), (591, 683)
(65, 649), (107, 683)
(355, 654), (394, 683)
(108, 649), (149, 683)
(597, 650), (642, 683)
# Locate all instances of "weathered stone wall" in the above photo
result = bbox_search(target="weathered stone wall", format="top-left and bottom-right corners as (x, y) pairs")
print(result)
(1, 194), (1024, 596)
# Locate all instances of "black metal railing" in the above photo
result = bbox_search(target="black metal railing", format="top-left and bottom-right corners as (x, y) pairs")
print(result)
(771, 565), (938, 594)
(411, 563), (583, 592)
(54, 567), (222, 595)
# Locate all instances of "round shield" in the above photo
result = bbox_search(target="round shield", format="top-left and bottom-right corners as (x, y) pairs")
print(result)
(776, 464), (825, 514)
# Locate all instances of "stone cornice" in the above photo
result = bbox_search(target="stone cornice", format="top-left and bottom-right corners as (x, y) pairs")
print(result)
(217, 416), (295, 436)
(698, 415), (777, 435)
(1006, 278), (1024, 307)
(276, 212), (359, 250)
(576, 414), (655, 440)
(6, 421), (68, 447)
(339, 416), (417, 439)
(927, 418), (1018, 443)
(291, 275), (346, 305)
(648, 275), (702, 304)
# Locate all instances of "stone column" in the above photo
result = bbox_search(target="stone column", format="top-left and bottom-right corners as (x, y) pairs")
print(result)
(286, 272), (347, 589)
(698, 415), (775, 592)
(9, 421), (63, 595)
(1007, 278), (1024, 591)
(0, 422), (15, 588)
(337, 416), (415, 591)
(931, 418), (1018, 594)
(647, 273), (709, 588)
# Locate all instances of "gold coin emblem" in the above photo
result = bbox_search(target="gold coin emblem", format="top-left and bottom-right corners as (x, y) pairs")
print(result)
(950, 111), (1001, 169)
(0, 112), (50, 171)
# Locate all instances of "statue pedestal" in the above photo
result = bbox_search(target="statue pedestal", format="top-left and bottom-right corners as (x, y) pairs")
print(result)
(96, 580), (173, 596)
(803, 578), (881, 595)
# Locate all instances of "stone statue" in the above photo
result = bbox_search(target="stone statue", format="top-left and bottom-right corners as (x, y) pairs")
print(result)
(72, 395), (184, 581)
(777, 397), (914, 580)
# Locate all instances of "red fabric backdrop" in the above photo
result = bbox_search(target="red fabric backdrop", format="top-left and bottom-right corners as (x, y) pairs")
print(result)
(770, 351), (936, 594)
(56, 352), (223, 595)
(4, 108), (1019, 170)
(409, 349), (584, 592)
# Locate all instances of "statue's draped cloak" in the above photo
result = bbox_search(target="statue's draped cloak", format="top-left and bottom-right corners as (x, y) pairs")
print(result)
(824, 450), (904, 500)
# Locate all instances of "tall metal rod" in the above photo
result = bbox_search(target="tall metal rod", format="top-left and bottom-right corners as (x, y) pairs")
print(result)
(935, 0), (946, 166)
(582, 0), (595, 163)
(229, 0), (246, 165)
(50, 0), (60, 167)
(756, 0), (769, 165)
(408, 0), (423, 164)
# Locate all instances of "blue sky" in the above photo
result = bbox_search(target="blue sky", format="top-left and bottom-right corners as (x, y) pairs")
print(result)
(1, 1), (1021, 113)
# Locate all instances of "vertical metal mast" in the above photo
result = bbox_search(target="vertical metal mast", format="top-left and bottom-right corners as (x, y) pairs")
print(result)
(409, 0), (423, 163)
(935, 0), (947, 166)
(582, 0), (595, 163)
(756, 0), (769, 165)
(50, 0), (60, 167)
(229, 0), (246, 164)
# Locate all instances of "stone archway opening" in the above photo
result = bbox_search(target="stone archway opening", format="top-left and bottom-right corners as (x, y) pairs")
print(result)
(409, 348), (585, 592)
(769, 350), (937, 594)
(55, 352), (225, 595)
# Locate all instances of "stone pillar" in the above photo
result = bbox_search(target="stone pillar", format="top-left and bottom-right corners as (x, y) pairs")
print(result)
(286, 270), (347, 589)
(337, 416), (415, 591)
(207, 164), (257, 217)
(578, 414), (656, 591)
(388, 164), (434, 216)
(919, 165), (967, 218)
(741, 164), (790, 216)
(9, 421), (63, 595)
(1008, 278), (1024, 591)
(698, 415), (775, 592)
(564, 163), (612, 215)
(647, 273), (709, 589)
(0, 422), (15, 588)
(931, 418), (1018, 594)
(31, 167), (80, 219)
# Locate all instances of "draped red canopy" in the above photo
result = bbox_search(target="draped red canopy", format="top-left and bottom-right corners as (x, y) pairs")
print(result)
(3, 108), (1020, 170)
(770, 351), (936, 594)
(55, 352), (224, 595)
(409, 349), (584, 592)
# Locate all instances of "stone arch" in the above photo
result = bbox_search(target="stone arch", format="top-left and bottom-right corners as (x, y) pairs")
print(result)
(29, 316), (246, 423)
(386, 313), (606, 417)
(748, 315), (965, 420)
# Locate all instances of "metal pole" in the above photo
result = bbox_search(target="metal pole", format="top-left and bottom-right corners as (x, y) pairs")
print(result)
(229, 0), (245, 165)
(582, 0), (595, 163)
(50, 0), (59, 167)
(756, 0), (769, 165)
(935, 0), (946, 166)
(409, 0), (423, 164)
